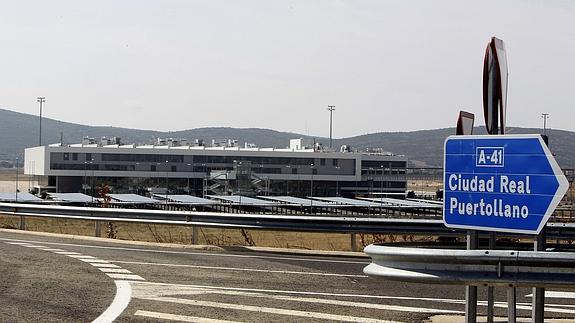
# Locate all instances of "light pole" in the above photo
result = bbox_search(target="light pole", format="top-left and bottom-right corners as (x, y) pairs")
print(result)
(327, 105), (335, 149)
(335, 166), (341, 196)
(84, 161), (88, 195)
(380, 165), (385, 215)
(37, 97), (46, 146)
(369, 167), (374, 196)
(165, 160), (169, 203)
(541, 113), (549, 136)
(27, 161), (31, 192)
(310, 163), (314, 214)
(186, 163), (192, 194)
(15, 157), (19, 202)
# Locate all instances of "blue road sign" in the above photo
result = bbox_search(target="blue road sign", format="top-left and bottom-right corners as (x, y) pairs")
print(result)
(443, 134), (569, 234)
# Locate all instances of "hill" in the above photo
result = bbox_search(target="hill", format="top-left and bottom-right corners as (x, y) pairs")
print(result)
(335, 127), (575, 168)
(0, 108), (573, 168)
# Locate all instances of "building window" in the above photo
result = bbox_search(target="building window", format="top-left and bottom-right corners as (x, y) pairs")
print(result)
(171, 165), (177, 172)
(320, 158), (326, 166)
(312, 169), (318, 175)
(292, 168), (298, 174)
(332, 159), (338, 166)
(63, 153), (69, 160)
(86, 153), (92, 161)
(151, 165), (156, 172)
(72, 153), (78, 160)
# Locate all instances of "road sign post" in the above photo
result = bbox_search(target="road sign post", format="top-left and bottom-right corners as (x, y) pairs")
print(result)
(444, 134), (568, 322)
(444, 135), (568, 235)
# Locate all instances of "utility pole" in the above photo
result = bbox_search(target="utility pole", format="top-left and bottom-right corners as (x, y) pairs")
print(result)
(542, 113), (549, 136)
(327, 105), (335, 149)
(37, 97), (46, 146)
(15, 157), (19, 202)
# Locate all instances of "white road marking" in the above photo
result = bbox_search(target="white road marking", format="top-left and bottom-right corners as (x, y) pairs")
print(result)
(435, 299), (575, 314)
(132, 281), (459, 302)
(5, 242), (36, 246)
(90, 263), (122, 268)
(526, 291), (575, 299)
(92, 280), (133, 323)
(131, 282), (462, 314)
(139, 296), (401, 323)
(78, 259), (111, 264)
(2, 239), (142, 322)
(111, 260), (366, 278)
(134, 310), (242, 323)
(106, 273), (145, 281)
(98, 268), (133, 274)
(67, 255), (98, 259)
(0, 238), (368, 264)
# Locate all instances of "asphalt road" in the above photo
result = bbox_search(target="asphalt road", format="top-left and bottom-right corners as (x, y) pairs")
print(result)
(1, 229), (574, 323)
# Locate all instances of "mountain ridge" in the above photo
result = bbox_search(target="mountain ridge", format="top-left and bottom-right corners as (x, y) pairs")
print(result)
(1, 108), (573, 168)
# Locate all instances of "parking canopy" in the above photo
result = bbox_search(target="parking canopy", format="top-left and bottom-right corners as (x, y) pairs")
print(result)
(152, 194), (217, 206)
(108, 194), (159, 204)
(0, 192), (43, 203)
(311, 196), (383, 208)
(207, 195), (278, 206)
(360, 197), (442, 209)
(48, 193), (94, 203)
(259, 196), (340, 208)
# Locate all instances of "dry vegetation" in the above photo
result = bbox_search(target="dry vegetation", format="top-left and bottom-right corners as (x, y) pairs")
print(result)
(0, 214), (437, 251)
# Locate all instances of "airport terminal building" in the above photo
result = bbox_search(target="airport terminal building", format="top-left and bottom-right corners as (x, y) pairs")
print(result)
(24, 138), (408, 197)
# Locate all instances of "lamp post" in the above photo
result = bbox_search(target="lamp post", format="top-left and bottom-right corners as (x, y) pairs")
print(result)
(27, 161), (31, 192)
(84, 161), (88, 195)
(310, 163), (314, 214)
(380, 165), (385, 215)
(335, 166), (341, 196)
(165, 160), (169, 203)
(327, 105), (335, 149)
(542, 113), (549, 136)
(15, 157), (19, 202)
(186, 163), (192, 194)
(369, 167), (374, 196)
(37, 97), (45, 146)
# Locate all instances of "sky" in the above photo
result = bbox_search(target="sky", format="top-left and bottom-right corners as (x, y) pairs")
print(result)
(1, 0), (574, 138)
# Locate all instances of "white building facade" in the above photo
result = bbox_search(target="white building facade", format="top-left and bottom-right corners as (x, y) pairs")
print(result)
(25, 141), (407, 197)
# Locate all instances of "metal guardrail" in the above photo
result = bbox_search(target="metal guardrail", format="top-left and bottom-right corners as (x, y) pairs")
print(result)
(363, 244), (575, 287)
(0, 202), (449, 234)
(1, 202), (575, 238)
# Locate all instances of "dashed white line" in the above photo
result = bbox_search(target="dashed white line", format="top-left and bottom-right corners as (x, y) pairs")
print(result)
(90, 263), (122, 268)
(134, 310), (242, 323)
(0, 237), (368, 264)
(106, 274), (145, 281)
(98, 268), (133, 274)
(3, 240), (141, 322)
(110, 260), (367, 278)
(78, 259), (111, 263)
(67, 255), (98, 259)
